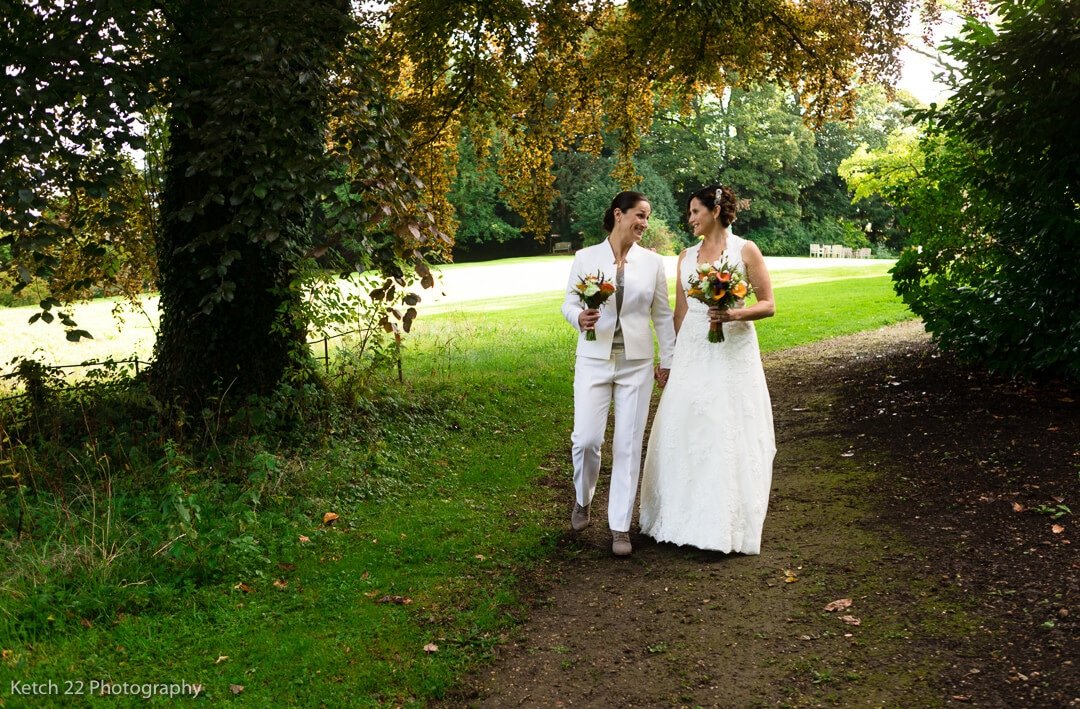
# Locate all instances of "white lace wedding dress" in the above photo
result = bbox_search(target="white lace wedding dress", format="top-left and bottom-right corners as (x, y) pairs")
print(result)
(639, 236), (776, 553)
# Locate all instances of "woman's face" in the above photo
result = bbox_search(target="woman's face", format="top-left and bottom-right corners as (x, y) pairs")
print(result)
(615, 200), (651, 241)
(687, 197), (718, 237)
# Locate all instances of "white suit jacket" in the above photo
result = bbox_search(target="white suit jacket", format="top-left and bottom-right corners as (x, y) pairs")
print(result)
(561, 240), (676, 368)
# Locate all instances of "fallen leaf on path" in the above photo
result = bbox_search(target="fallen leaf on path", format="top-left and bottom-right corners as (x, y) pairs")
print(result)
(278, 562), (296, 572)
(322, 512), (339, 525)
(273, 579), (288, 590)
(1012, 502), (1025, 513)
(376, 595), (412, 605)
(840, 452), (855, 457)
(950, 695), (971, 702)
(824, 598), (853, 612)
(230, 685), (244, 695)
(840, 615), (861, 625)
(423, 643), (439, 653)
(234, 582), (252, 594)
(298, 535), (311, 543)
(1052, 524), (1065, 534)
(783, 570), (798, 583)
(475, 554), (486, 561)
(215, 655), (228, 664)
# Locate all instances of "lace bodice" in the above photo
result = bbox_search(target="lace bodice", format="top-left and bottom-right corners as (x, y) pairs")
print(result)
(676, 235), (757, 369)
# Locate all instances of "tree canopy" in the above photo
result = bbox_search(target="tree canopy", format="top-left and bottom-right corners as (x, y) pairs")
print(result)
(1, 0), (929, 405)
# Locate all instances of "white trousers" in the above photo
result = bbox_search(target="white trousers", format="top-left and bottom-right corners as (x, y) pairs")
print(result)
(571, 351), (655, 533)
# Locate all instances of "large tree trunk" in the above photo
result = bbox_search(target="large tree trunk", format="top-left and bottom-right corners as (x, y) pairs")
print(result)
(152, 1), (348, 408)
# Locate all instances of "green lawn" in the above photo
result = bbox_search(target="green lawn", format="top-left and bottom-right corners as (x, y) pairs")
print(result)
(0, 269), (913, 706)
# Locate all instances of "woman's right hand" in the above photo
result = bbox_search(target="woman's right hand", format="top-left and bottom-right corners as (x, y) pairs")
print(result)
(578, 308), (600, 332)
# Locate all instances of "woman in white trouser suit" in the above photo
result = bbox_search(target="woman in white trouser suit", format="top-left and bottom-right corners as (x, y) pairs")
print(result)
(561, 191), (676, 556)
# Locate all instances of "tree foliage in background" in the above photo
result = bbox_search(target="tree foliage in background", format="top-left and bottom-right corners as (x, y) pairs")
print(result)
(720, 84), (823, 252)
(880, 0), (1079, 378)
(803, 86), (915, 252)
(641, 84), (912, 255)
(381, 0), (921, 241)
(2, 0), (934, 407)
(2, 1), (442, 408)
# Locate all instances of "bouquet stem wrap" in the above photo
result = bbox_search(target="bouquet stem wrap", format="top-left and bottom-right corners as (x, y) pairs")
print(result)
(709, 319), (724, 343)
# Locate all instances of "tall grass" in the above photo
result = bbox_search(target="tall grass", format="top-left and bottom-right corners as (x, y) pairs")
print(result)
(0, 271), (913, 705)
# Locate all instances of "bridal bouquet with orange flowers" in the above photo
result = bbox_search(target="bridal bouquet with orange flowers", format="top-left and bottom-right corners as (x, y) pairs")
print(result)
(686, 257), (753, 343)
(572, 270), (617, 341)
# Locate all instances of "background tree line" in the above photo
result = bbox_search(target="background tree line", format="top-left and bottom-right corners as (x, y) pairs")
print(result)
(2, 0), (920, 405)
(5, 0), (1075, 402)
(449, 82), (916, 260)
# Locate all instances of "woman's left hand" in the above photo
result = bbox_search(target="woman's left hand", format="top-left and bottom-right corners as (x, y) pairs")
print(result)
(708, 306), (740, 323)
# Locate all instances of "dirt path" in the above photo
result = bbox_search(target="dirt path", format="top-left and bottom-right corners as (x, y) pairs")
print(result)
(443, 321), (1078, 708)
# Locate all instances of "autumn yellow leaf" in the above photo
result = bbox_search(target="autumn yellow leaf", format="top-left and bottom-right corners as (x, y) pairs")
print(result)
(323, 512), (339, 525)
(273, 579), (288, 590)
(298, 535), (311, 543)
(423, 643), (439, 653)
(230, 684), (244, 695)
(215, 655), (229, 664)
(1012, 502), (1025, 513)
(840, 615), (861, 626)
(1052, 524), (1065, 534)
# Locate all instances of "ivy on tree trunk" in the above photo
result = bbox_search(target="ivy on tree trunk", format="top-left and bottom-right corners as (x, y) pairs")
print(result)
(152, 0), (349, 406)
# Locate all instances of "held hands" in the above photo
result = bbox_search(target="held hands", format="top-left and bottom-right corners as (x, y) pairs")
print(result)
(578, 308), (601, 333)
(654, 365), (670, 388)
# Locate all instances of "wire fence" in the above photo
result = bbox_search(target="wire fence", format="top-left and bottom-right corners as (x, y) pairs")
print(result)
(0, 326), (399, 404)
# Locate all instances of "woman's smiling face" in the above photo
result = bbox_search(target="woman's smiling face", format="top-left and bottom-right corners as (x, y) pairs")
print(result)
(687, 197), (717, 236)
(616, 200), (652, 240)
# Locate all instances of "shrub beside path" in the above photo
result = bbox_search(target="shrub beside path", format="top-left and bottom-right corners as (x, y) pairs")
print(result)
(443, 320), (1078, 707)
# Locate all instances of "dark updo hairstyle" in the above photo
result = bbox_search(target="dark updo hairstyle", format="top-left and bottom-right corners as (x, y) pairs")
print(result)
(687, 184), (743, 228)
(603, 191), (650, 233)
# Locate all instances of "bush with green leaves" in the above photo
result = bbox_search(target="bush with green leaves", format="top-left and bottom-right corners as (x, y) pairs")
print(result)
(890, 1), (1080, 379)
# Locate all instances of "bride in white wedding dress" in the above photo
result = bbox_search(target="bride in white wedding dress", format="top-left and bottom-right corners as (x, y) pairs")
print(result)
(639, 184), (777, 554)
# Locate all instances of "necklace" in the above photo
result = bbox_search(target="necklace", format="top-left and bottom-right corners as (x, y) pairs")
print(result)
(696, 237), (728, 265)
